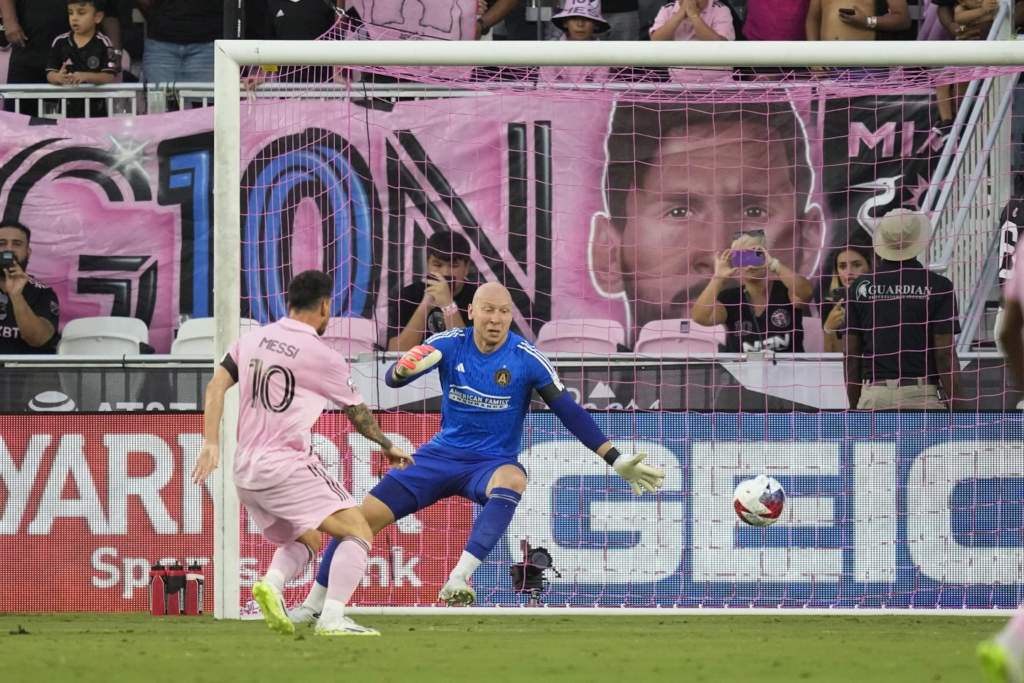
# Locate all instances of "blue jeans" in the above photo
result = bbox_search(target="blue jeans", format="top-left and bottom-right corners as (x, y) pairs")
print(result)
(143, 39), (215, 83)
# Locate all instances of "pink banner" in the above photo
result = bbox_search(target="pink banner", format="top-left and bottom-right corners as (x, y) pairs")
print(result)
(0, 91), (937, 351)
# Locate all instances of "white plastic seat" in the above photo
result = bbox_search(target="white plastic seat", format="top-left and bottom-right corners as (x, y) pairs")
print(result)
(801, 315), (825, 353)
(58, 316), (149, 356)
(634, 319), (726, 355)
(171, 317), (261, 356)
(322, 317), (377, 357)
(535, 319), (625, 354)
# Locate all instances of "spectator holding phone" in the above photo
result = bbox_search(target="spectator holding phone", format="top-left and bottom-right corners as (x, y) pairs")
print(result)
(691, 230), (813, 353)
(0, 221), (59, 354)
(821, 238), (874, 352)
(387, 231), (478, 352)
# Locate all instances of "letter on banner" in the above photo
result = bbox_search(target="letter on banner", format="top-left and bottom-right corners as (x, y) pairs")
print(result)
(852, 443), (897, 583)
(509, 441), (681, 584)
(908, 440), (1024, 585)
(691, 442), (842, 583)
(105, 434), (178, 534)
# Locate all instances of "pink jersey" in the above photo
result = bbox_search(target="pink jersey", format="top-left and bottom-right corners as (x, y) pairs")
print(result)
(1008, 252), (1024, 303)
(225, 318), (364, 489)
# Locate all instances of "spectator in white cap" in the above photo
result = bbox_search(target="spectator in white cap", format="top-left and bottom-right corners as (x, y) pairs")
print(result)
(844, 209), (961, 411)
(541, 0), (610, 83)
(649, 0), (734, 82)
(551, 0), (611, 40)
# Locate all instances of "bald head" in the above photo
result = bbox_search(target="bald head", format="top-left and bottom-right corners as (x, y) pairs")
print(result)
(469, 282), (514, 352)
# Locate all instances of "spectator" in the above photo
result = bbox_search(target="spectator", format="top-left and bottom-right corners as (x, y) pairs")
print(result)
(243, 0), (341, 85)
(806, 0), (911, 42)
(743, 0), (810, 41)
(1, 0), (121, 117)
(821, 238), (874, 353)
(387, 231), (478, 352)
(955, 0), (998, 27)
(540, 0), (610, 82)
(0, 222), (59, 353)
(1000, 224), (1024, 389)
(46, 0), (118, 118)
(649, 0), (733, 82)
(918, 0), (963, 131)
(845, 209), (959, 410)
(602, 0), (641, 39)
(135, 0), (222, 84)
(691, 230), (813, 353)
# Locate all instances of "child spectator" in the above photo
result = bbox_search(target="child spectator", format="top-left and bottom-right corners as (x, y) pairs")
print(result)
(954, 0), (998, 27)
(540, 0), (610, 83)
(649, 0), (734, 83)
(46, 0), (117, 117)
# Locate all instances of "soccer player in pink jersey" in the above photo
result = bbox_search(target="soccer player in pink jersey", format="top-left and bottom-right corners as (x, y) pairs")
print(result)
(191, 270), (413, 637)
(980, 253), (1024, 681)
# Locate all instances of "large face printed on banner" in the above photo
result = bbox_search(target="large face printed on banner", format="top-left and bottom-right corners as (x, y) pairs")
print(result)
(590, 104), (823, 335)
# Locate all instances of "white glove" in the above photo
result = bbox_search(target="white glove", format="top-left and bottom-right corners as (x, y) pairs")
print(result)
(612, 452), (665, 496)
(394, 344), (442, 379)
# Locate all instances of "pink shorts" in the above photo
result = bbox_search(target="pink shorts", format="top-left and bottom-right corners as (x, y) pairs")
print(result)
(237, 461), (356, 546)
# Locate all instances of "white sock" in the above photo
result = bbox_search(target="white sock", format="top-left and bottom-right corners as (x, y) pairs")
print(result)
(320, 598), (346, 620)
(264, 568), (286, 593)
(303, 581), (328, 612)
(450, 551), (482, 581)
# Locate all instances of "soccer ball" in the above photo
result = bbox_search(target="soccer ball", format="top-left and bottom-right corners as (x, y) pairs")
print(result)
(732, 475), (786, 528)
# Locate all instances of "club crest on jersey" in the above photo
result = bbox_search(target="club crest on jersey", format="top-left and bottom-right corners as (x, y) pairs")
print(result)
(494, 368), (512, 387)
(771, 309), (790, 327)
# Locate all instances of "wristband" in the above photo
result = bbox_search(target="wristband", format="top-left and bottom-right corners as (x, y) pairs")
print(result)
(866, 15), (877, 28)
(441, 301), (459, 318)
(477, 17), (491, 35)
(769, 258), (781, 274)
(602, 447), (622, 467)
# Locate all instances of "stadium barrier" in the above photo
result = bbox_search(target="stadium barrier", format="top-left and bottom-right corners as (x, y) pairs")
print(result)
(2, 410), (1022, 612)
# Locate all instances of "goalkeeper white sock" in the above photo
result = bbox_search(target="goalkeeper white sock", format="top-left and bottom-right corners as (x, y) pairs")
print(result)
(303, 580), (328, 612)
(450, 551), (482, 581)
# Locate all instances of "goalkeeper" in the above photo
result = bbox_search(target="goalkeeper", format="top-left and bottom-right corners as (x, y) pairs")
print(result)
(292, 282), (664, 614)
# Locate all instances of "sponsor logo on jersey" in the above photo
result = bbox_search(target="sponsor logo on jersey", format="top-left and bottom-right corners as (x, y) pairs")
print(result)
(448, 385), (511, 410)
(856, 281), (932, 299)
(494, 368), (512, 387)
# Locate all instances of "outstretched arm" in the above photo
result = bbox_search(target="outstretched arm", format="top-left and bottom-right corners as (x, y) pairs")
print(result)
(542, 387), (665, 495)
(343, 402), (414, 469)
(192, 364), (237, 483)
(384, 343), (442, 388)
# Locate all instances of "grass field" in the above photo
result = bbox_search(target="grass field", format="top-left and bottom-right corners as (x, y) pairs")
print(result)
(0, 612), (1004, 683)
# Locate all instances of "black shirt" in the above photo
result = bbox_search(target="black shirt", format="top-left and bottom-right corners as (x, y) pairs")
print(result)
(10, 0), (118, 68)
(0, 277), (60, 354)
(602, 0), (640, 15)
(387, 281), (477, 346)
(845, 259), (960, 382)
(266, 0), (336, 40)
(719, 279), (804, 353)
(46, 32), (119, 75)
(143, 0), (223, 44)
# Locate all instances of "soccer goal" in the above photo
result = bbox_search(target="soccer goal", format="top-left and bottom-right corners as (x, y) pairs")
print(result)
(212, 30), (1024, 619)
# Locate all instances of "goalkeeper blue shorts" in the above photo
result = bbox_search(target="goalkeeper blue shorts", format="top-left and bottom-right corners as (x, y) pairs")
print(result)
(368, 441), (525, 521)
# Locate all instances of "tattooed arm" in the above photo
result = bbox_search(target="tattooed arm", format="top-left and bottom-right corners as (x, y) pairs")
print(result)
(342, 403), (414, 469)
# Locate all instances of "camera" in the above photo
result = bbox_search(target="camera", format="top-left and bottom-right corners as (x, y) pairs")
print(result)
(829, 286), (847, 301)
(0, 251), (15, 271)
(731, 249), (766, 268)
(510, 541), (559, 606)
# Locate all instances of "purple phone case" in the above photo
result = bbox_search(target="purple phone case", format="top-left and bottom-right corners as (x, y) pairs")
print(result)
(732, 250), (765, 267)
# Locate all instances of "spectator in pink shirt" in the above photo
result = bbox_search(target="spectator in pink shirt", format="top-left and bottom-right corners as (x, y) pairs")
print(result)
(744, 0), (810, 39)
(649, 0), (734, 82)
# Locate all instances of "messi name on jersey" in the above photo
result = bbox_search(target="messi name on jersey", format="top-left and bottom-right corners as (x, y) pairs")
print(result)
(448, 384), (511, 410)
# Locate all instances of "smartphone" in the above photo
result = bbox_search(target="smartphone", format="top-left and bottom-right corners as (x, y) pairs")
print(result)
(838, 7), (856, 14)
(0, 251), (15, 270)
(731, 249), (766, 268)
(829, 286), (847, 301)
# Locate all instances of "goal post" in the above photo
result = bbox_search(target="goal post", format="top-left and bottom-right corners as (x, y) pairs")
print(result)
(212, 36), (1024, 619)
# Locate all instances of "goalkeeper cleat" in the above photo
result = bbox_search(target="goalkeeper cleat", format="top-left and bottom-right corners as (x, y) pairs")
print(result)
(439, 576), (476, 606)
(287, 604), (320, 624)
(978, 640), (1023, 683)
(315, 615), (380, 637)
(252, 580), (295, 635)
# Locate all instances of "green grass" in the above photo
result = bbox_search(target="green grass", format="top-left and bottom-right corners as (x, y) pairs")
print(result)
(0, 613), (1004, 683)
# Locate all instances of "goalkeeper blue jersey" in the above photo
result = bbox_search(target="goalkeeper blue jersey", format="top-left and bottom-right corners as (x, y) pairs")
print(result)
(423, 327), (563, 459)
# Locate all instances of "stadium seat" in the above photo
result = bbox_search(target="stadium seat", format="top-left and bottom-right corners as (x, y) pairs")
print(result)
(171, 318), (261, 356)
(535, 318), (625, 354)
(57, 316), (150, 356)
(322, 317), (378, 357)
(802, 315), (825, 353)
(634, 319), (726, 354)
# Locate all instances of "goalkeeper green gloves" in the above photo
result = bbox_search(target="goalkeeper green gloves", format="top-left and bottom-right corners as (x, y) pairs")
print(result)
(612, 452), (665, 496)
(394, 344), (442, 380)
